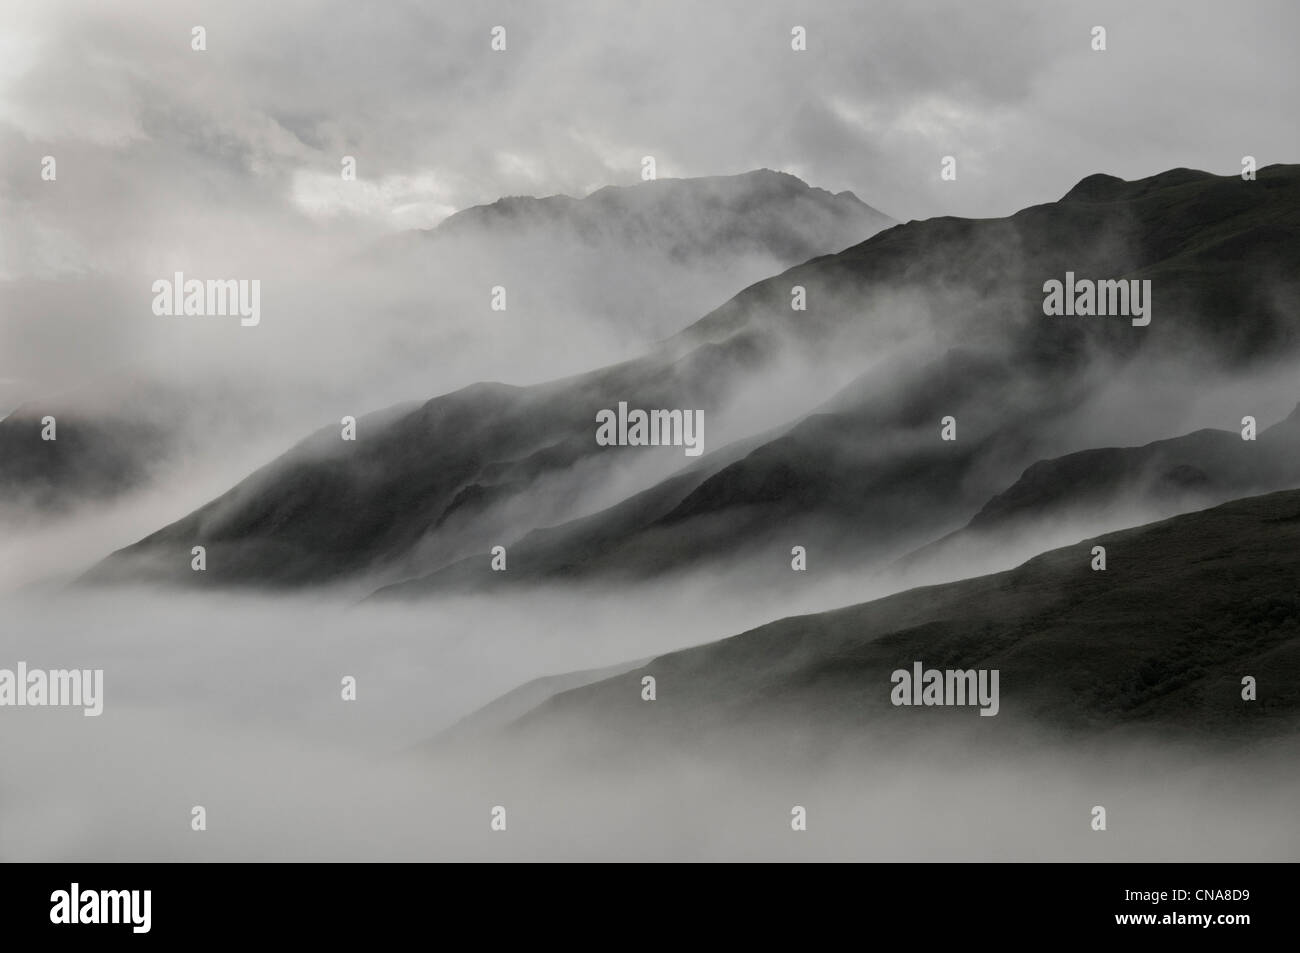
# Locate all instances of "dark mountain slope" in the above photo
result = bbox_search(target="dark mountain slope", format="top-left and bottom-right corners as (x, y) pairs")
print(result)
(903, 402), (1300, 574)
(90, 166), (1300, 590)
(0, 379), (250, 522)
(375, 345), (1084, 595)
(501, 488), (1300, 751)
(379, 166), (1300, 595)
(0, 401), (167, 516)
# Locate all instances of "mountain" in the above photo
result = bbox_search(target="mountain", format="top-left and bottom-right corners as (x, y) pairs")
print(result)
(493, 487), (1300, 753)
(900, 403), (1300, 578)
(4, 171), (890, 525)
(0, 379), (234, 522)
(377, 165), (1300, 596)
(374, 346), (1080, 596)
(430, 658), (649, 748)
(0, 401), (165, 518)
(430, 169), (892, 266)
(86, 165), (1300, 591)
(386, 168), (896, 347)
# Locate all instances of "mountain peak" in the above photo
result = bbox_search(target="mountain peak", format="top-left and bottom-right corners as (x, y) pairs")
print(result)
(1060, 167), (1219, 204)
(1060, 172), (1127, 202)
(424, 169), (895, 256)
(584, 167), (823, 202)
(435, 169), (883, 231)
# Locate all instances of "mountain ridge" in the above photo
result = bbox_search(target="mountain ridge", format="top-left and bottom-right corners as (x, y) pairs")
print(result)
(492, 486), (1300, 752)
(84, 165), (1300, 592)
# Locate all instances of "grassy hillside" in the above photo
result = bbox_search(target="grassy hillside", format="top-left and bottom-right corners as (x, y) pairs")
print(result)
(507, 488), (1300, 749)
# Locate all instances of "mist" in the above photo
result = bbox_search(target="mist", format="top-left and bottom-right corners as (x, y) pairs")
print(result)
(3, 0), (1299, 866)
(2, 586), (1295, 861)
(0, 581), (796, 860)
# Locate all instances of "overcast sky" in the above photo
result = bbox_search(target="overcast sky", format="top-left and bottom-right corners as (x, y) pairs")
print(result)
(2, 0), (1297, 279)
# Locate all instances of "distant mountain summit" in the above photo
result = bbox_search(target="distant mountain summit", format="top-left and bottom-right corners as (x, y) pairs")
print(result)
(428, 168), (895, 265)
